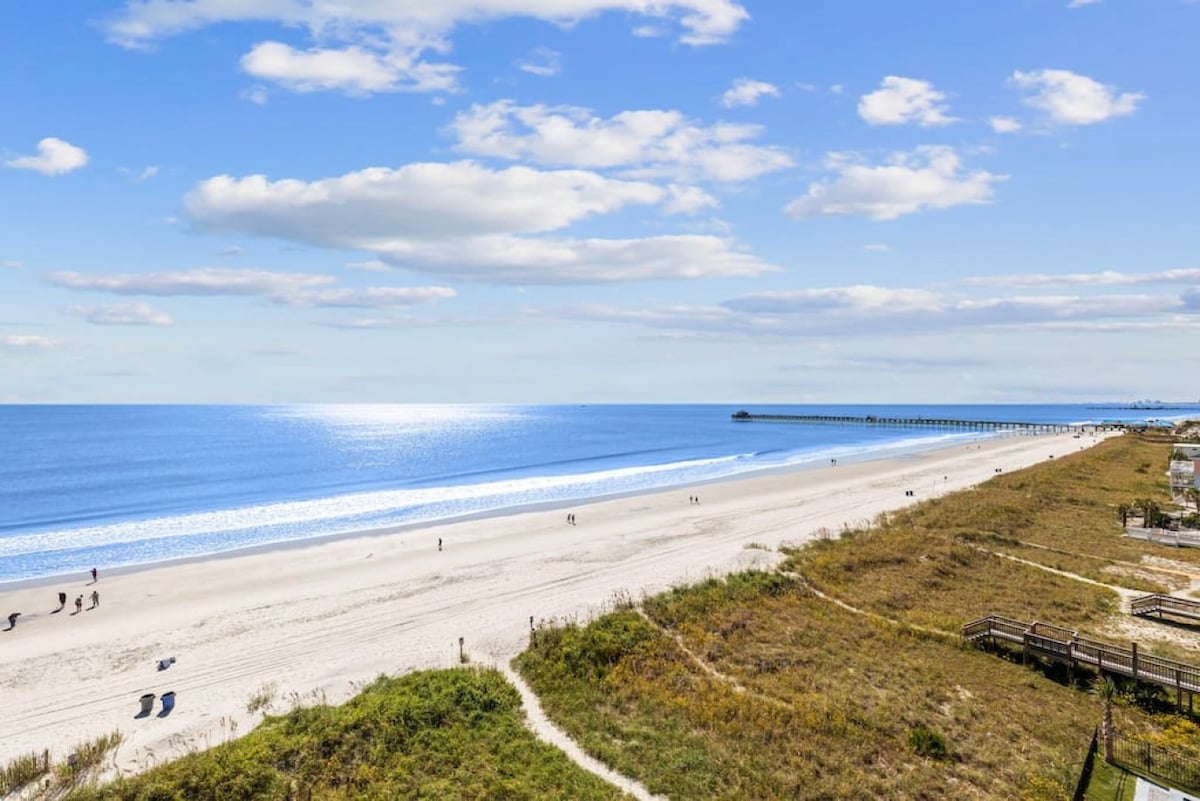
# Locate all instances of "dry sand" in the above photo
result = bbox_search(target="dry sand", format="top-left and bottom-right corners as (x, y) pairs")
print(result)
(0, 430), (1104, 778)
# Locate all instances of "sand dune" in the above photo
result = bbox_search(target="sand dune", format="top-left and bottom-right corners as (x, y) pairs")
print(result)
(0, 431), (1099, 777)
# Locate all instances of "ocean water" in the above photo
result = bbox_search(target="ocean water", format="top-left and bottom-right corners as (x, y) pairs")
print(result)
(0, 403), (1191, 584)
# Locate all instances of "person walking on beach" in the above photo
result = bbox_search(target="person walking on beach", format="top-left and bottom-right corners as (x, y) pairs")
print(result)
(74, 595), (83, 614)
(90, 567), (97, 583)
(5, 612), (19, 631)
(56, 592), (67, 612)
(90, 590), (99, 609)
(438, 537), (443, 552)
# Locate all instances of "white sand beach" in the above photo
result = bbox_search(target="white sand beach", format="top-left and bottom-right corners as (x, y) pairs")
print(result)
(0, 431), (1103, 778)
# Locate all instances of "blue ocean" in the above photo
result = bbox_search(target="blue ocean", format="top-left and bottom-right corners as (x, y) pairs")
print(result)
(0, 403), (1191, 584)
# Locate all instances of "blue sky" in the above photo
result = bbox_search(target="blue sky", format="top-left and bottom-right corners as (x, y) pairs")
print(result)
(2, 1), (1197, 403)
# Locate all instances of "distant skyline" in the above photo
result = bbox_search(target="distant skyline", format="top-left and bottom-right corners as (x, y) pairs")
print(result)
(2, 1), (1197, 403)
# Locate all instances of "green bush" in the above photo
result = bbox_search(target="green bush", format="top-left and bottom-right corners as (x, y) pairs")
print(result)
(908, 724), (948, 760)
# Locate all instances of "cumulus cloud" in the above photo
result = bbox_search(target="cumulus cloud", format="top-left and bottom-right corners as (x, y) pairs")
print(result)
(238, 41), (457, 94)
(988, 116), (1023, 134)
(450, 100), (794, 182)
(517, 47), (561, 77)
(4, 137), (89, 175)
(721, 78), (781, 108)
(786, 146), (1003, 221)
(858, 77), (958, 127)
(1011, 69), (1144, 125)
(106, 0), (748, 94)
(186, 161), (664, 246)
(66, 301), (174, 326)
(46, 267), (335, 296)
(663, 184), (719, 215)
(182, 160), (775, 284)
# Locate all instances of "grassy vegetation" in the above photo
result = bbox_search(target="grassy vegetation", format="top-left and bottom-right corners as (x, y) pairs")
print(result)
(65, 668), (626, 801)
(517, 572), (1146, 799)
(782, 434), (1193, 626)
(514, 433), (1200, 799)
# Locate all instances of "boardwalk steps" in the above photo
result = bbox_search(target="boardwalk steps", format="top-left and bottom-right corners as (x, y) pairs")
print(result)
(1131, 594), (1200, 624)
(730, 411), (1114, 434)
(962, 615), (1200, 704)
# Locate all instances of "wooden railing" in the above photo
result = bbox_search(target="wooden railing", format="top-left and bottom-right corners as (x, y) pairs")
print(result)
(962, 615), (1200, 699)
(1131, 593), (1200, 622)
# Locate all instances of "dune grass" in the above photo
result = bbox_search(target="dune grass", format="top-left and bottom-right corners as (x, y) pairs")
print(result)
(516, 572), (1147, 799)
(514, 433), (1197, 799)
(781, 434), (1190, 628)
(65, 668), (626, 801)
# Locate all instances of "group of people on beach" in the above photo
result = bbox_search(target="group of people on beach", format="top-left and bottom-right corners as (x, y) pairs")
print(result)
(566, 513), (576, 525)
(4, 568), (100, 632)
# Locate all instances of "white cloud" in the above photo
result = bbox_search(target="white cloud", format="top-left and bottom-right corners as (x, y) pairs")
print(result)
(0, 334), (57, 352)
(725, 286), (943, 315)
(345, 259), (391, 272)
(1067, 0), (1101, 7)
(2, 260), (25, 269)
(559, 282), (1193, 340)
(1011, 69), (1144, 125)
(277, 286), (456, 307)
(963, 268), (1200, 288)
(858, 76), (958, 127)
(240, 41), (460, 94)
(863, 244), (890, 252)
(4, 137), (89, 175)
(721, 78), (780, 108)
(663, 184), (719, 215)
(47, 267), (335, 296)
(186, 161), (664, 246)
(786, 146), (1003, 221)
(517, 47), (561, 77)
(107, 0), (748, 94)
(373, 234), (778, 284)
(450, 100), (793, 182)
(66, 301), (174, 326)
(988, 116), (1023, 134)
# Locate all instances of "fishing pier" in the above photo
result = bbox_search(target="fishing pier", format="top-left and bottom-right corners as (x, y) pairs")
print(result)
(730, 410), (1111, 434)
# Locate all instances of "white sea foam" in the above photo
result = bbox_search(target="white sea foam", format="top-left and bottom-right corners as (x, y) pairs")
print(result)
(0, 452), (747, 559)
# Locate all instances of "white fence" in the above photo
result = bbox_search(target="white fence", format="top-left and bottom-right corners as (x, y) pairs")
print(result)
(1126, 527), (1200, 549)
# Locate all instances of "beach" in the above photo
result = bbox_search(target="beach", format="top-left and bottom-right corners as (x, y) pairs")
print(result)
(0, 431), (1100, 777)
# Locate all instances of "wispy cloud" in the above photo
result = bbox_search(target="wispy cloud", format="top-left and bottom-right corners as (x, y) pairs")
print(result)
(66, 301), (174, 326)
(720, 78), (781, 108)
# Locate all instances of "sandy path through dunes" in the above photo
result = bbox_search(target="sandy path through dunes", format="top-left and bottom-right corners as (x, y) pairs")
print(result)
(0, 431), (1101, 778)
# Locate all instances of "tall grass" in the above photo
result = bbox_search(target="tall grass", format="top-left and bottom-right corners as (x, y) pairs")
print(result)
(65, 668), (625, 800)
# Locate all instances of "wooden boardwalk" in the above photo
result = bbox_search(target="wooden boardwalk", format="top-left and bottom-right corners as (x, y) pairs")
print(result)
(730, 411), (1111, 434)
(962, 615), (1200, 705)
(1131, 594), (1200, 624)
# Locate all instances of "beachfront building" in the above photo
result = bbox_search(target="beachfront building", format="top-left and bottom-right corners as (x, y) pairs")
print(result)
(1169, 443), (1200, 494)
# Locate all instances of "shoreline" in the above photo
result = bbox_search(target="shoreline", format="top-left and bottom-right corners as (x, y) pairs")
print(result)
(0, 427), (1015, 592)
(0, 429), (1107, 774)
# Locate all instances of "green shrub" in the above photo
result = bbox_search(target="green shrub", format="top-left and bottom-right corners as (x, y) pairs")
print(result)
(908, 724), (948, 760)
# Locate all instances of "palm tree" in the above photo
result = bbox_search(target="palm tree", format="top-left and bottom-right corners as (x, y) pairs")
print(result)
(1098, 677), (1116, 763)
(1135, 498), (1158, 528)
